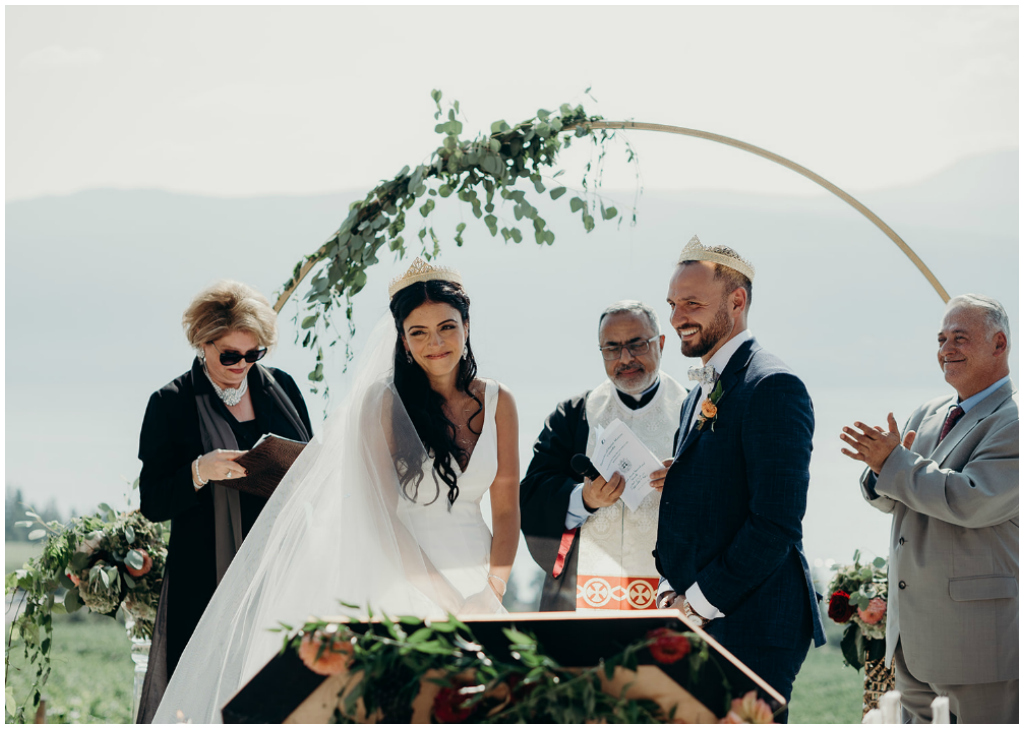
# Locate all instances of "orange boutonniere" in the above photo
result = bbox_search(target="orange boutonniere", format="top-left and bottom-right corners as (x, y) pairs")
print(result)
(695, 380), (724, 432)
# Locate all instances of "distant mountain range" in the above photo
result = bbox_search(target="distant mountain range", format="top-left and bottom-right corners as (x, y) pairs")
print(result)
(5, 149), (1018, 566)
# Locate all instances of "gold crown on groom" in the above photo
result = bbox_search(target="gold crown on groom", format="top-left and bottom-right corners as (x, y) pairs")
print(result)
(677, 235), (755, 281)
(388, 257), (464, 299)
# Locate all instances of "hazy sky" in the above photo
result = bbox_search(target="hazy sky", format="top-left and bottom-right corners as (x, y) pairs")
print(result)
(6, 5), (1018, 201)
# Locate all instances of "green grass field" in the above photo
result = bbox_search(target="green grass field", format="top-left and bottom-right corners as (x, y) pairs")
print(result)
(6, 614), (134, 723)
(789, 623), (864, 724)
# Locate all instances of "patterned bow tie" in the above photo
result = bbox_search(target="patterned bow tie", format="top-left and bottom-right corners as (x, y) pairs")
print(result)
(687, 364), (718, 385)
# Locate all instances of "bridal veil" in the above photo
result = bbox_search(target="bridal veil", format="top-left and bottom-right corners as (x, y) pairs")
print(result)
(153, 317), (473, 723)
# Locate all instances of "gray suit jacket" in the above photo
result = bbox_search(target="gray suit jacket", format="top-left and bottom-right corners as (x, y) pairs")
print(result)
(861, 380), (1018, 685)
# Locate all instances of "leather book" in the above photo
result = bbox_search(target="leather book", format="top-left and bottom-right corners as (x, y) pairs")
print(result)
(213, 434), (306, 499)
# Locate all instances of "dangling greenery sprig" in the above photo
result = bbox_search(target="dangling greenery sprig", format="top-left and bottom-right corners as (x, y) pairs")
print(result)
(277, 90), (640, 394)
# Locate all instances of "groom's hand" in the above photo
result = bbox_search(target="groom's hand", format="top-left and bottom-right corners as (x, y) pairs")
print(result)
(649, 459), (675, 492)
(657, 590), (678, 609)
(840, 413), (916, 475)
(582, 472), (625, 510)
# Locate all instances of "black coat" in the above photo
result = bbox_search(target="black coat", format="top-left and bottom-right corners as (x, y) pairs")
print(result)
(138, 362), (312, 675)
(519, 392), (592, 611)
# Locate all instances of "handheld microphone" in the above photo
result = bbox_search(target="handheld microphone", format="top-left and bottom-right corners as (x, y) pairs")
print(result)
(570, 454), (602, 481)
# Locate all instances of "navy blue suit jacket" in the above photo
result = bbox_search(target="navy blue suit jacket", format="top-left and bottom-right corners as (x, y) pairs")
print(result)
(657, 338), (826, 650)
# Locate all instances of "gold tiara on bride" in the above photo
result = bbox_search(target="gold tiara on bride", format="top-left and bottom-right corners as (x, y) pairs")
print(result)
(388, 257), (464, 299)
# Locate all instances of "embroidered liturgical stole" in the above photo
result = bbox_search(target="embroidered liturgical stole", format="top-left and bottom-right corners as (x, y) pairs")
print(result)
(576, 374), (686, 611)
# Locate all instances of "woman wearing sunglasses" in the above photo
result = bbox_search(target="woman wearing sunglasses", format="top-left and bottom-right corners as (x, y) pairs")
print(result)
(135, 280), (312, 721)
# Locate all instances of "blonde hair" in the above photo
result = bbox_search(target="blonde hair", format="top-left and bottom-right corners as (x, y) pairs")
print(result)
(182, 280), (278, 350)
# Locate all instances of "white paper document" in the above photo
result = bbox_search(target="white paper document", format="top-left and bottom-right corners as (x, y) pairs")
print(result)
(591, 418), (662, 512)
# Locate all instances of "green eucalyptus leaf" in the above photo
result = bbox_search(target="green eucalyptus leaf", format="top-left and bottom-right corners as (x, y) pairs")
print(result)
(125, 550), (145, 571)
(839, 625), (862, 669)
(63, 588), (83, 613)
(569, 197), (585, 213)
(549, 187), (567, 200)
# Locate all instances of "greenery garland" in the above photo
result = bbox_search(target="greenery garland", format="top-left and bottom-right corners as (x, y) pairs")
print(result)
(279, 610), (718, 724)
(4, 500), (167, 723)
(277, 90), (639, 394)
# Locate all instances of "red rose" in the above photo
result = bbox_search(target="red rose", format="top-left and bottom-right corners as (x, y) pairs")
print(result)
(432, 683), (474, 723)
(647, 627), (692, 664)
(828, 590), (855, 624)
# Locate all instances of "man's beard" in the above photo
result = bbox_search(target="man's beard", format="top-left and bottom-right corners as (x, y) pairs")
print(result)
(680, 300), (732, 359)
(612, 362), (659, 395)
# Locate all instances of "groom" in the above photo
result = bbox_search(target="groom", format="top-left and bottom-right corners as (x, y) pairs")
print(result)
(653, 236), (825, 719)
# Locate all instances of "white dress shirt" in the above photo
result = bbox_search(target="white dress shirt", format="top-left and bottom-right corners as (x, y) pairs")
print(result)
(659, 329), (754, 619)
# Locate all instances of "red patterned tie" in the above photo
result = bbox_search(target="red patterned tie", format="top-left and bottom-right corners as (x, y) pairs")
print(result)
(938, 405), (965, 442)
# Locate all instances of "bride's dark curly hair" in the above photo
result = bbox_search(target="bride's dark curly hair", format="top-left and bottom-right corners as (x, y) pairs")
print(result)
(390, 279), (481, 507)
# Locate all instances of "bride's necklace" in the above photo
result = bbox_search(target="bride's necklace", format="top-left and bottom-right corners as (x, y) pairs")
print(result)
(446, 400), (480, 448)
(203, 363), (248, 407)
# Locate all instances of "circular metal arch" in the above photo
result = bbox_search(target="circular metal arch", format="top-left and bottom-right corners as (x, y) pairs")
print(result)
(579, 120), (949, 302)
(276, 120), (949, 311)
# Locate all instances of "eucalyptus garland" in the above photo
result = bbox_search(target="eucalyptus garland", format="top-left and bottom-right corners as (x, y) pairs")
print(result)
(278, 90), (639, 392)
(279, 611), (720, 723)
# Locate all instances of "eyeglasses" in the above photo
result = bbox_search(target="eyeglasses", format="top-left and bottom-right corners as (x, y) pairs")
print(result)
(209, 342), (268, 367)
(599, 336), (659, 361)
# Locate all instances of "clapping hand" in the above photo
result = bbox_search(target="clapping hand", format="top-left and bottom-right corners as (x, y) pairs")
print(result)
(840, 413), (916, 475)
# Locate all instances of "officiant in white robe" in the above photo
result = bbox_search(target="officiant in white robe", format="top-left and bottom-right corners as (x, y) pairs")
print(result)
(520, 301), (686, 611)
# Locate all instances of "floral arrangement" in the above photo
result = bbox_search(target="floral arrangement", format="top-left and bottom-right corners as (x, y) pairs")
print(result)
(279, 610), (776, 724)
(826, 550), (888, 670)
(5, 502), (167, 723)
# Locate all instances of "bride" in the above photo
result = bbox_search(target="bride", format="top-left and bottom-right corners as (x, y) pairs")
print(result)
(153, 258), (520, 722)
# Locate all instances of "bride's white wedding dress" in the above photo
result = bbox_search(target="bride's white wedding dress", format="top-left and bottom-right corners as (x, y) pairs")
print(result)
(153, 319), (505, 723)
(397, 378), (501, 602)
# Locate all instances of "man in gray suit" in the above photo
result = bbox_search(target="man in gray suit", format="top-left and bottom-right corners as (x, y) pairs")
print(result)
(840, 293), (1018, 723)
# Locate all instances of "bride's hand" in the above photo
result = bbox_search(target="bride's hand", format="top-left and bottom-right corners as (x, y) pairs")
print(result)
(458, 587), (503, 615)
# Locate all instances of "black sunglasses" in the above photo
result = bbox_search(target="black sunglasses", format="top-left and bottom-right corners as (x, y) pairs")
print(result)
(210, 342), (268, 367)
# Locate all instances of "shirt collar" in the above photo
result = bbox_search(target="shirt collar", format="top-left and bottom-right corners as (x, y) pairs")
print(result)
(958, 374), (1011, 413)
(615, 376), (661, 408)
(704, 329), (754, 382)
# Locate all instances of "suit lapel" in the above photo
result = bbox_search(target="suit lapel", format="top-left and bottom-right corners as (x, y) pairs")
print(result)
(674, 338), (760, 459)
(915, 403), (951, 457)
(929, 382), (1015, 465)
(674, 387), (702, 458)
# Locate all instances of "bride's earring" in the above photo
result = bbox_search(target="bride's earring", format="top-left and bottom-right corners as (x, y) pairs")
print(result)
(462, 344), (468, 361)
(405, 350), (413, 364)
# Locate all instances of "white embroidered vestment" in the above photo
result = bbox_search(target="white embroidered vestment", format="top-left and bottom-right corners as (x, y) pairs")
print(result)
(576, 373), (687, 611)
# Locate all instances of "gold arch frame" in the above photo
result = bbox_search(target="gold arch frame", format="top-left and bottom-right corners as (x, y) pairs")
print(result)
(578, 121), (949, 302)
(276, 121), (949, 312)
